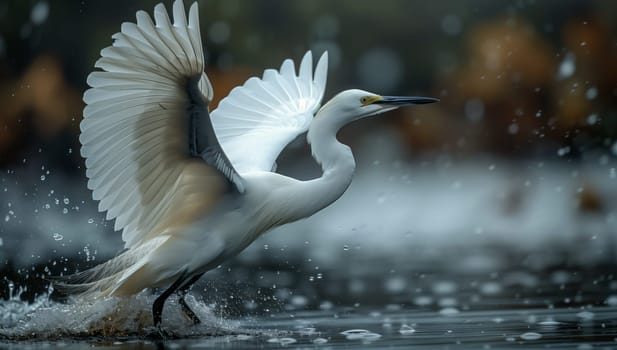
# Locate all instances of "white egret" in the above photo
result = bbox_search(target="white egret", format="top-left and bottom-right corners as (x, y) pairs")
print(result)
(56, 0), (438, 329)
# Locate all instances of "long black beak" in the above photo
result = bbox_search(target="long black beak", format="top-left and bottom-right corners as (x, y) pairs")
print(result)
(375, 96), (440, 106)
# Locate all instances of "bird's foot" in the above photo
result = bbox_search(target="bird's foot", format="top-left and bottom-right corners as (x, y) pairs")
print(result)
(154, 324), (174, 339)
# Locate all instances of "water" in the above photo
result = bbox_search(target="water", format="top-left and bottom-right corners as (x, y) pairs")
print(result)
(2, 302), (617, 348)
(2, 245), (617, 348)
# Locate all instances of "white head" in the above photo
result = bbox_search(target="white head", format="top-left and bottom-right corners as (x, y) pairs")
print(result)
(316, 89), (439, 128)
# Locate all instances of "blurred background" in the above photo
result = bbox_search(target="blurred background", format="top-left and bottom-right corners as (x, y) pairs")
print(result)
(1, 0), (617, 312)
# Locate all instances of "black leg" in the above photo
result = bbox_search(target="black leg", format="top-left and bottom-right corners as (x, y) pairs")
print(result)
(152, 273), (188, 329)
(177, 273), (204, 325)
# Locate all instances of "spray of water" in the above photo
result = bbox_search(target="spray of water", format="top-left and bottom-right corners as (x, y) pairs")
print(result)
(0, 283), (243, 340)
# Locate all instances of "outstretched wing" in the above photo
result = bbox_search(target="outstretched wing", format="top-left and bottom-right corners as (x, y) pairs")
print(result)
(211, 51), (328, 174)
(81, 1), (239, 249)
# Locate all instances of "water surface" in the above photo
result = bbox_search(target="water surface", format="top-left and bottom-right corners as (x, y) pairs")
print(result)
(2, 247), (617, 348)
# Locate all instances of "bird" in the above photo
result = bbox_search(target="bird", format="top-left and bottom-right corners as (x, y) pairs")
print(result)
(56, 0), (438, 330)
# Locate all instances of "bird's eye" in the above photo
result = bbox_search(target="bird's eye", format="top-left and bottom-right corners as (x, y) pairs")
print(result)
(360, 97), (370, 105)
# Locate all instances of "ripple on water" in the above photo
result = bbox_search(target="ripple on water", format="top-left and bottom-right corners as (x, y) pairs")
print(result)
(296, 326), (317, 336)
(267, 337), (297, 345)
(439, 307), (460, 316)
(539, 318), (562, 328)
(340, 329), (382, 341)
(520, 332), (542, 340)
(398, 324), (416, 335)
(312, 337), (328, 344)
(576, 311), (594, 320)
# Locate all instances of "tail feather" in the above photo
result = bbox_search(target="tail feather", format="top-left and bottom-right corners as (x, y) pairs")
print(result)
(52, 237), (167, 297)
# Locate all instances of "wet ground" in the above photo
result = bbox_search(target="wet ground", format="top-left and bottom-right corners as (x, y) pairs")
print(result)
(1, 243), (617, 349)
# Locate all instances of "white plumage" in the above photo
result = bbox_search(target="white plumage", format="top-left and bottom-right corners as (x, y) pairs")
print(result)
(61, 0), (437, 329)
(212, 51), (328, 173)
(81, 2), (217, 250)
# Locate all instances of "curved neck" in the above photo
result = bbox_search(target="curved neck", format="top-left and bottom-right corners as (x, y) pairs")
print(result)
(292, 112), (356, 219)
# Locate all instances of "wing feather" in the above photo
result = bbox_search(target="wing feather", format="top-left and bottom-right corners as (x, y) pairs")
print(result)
(81, 0), (236, 249)
(211, 51), (329, 174)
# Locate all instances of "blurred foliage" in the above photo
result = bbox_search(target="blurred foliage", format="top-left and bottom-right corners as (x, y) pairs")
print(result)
(0, 0), (616, 171)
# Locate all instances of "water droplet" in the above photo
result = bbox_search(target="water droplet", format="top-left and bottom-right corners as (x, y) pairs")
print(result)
(63, 198), (69, 205)
(343, 245), (349, 251)
(84, 246), (92, 262)
(558, 52), (575, 79)
(40, 175), (46, 181)
(587, 113), (598, 125)
(87, 218), (94, 224)
(52, 233), (63, 241)
(399, 324), (416, 335)
(557, 146), (571, 157)
(520, 332), (542, 340)
(31, 1), (49, 25)
(586, 86), (598, 100)
(62, 208), (68, 214)
(263, 244), (269, 250)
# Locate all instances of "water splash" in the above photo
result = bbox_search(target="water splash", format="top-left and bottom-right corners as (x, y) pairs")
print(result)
(0, 283), (54, 330)
(0, 289), (240, 340)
